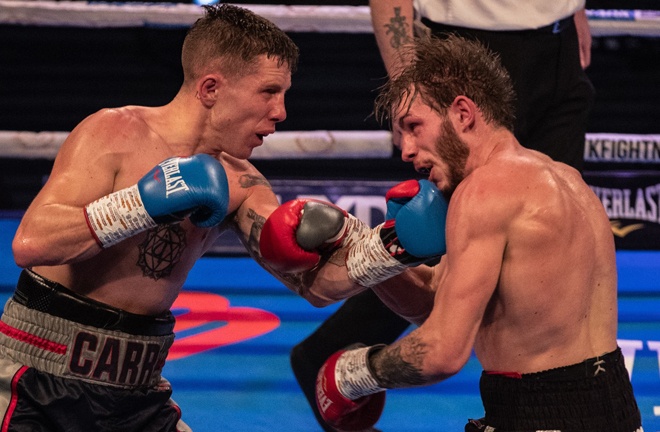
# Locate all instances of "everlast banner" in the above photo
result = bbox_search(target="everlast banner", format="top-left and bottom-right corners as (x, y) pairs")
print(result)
(585, 170), (660, 250)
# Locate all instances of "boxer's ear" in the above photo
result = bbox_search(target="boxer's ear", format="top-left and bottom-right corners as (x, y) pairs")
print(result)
(449, 95), (476, 132)
(197, 73), (224, 107)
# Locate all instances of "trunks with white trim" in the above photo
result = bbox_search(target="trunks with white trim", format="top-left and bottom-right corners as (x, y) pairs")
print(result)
(0, 269), (175, 389)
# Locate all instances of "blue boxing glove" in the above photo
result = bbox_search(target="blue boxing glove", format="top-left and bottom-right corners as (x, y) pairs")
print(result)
(381, 179), (447, 261)
(85, 154), (229, 248)
(138, 155), (229, 227)
(346, 179), (448, 287)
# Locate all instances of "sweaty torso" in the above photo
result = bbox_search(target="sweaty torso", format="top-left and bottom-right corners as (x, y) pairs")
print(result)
(31, 106), (265, 315)
(473, 150), (618, 373)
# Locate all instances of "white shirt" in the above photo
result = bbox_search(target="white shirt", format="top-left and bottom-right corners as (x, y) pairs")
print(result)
(414, 0), (585, 30)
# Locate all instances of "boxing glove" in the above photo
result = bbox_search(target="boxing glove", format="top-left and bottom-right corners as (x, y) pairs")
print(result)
(259, 199), (368, 273)
(347, 179), (447, 287)
(316, 345), (386, 431)
(85, 154), (229, 248)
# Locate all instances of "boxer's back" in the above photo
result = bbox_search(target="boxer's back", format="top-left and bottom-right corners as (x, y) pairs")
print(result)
(474, 150), (618, 373)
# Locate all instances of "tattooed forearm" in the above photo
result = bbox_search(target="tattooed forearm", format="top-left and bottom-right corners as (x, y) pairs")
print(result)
(245, 208), (266, 255)
(244, 207), (318, 295)
(370, 333), (429, 388)
(270, 271), (316, 297)
(385, 7), (412, 49)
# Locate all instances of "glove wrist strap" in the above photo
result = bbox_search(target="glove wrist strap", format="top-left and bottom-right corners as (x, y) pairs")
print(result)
(346, 224), (407, 287)
(84, 185), (157, 248)
(336, 345), (386, 400)
(335, 213), (371, 245)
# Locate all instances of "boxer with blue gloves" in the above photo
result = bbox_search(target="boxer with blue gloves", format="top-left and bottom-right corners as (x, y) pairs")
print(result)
(85, 154), (229, 248)
(312, 34), (643, 432)
(6, 5), (303, 431)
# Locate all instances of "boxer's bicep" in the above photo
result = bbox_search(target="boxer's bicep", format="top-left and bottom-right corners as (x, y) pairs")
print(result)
(13, 114), (124, 265)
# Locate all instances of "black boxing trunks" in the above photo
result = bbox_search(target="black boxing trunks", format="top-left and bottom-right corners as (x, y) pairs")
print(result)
(465, 348), (643, 432)
(0, 269), (191, 432)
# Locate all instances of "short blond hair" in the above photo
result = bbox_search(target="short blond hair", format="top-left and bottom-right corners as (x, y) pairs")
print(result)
(181, 4), (299, 82)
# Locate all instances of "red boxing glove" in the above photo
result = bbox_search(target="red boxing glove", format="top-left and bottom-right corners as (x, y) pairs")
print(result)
(315, 346), (386, 431)
(259, 199), (349, 273)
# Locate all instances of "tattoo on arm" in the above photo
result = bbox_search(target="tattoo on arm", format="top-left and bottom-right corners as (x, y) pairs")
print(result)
(371, 333), (429, 388)
(239, 173), (271, 189)
(245, 208), (266, 256)
(244, 207), (319, 296)
(385, 7), (412, 49)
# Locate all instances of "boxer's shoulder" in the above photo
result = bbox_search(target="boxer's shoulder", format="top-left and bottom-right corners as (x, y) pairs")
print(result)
(79, 106), (148, 132)
(219, 153), (269, 186)
(211, 155), (272, 216)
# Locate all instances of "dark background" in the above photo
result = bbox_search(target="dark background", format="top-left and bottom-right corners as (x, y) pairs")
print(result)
(1, 1), (659, 209)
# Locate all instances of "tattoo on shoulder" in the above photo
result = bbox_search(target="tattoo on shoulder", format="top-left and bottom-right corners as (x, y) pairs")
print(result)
(372, 333), (428, 388)
(239, 174), (271, 189)
(137, 224), (186, 280)
(385, 7), (412, 49)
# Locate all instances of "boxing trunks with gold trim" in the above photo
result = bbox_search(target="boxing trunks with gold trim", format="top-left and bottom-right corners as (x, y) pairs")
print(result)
(0, 269), (191, 432)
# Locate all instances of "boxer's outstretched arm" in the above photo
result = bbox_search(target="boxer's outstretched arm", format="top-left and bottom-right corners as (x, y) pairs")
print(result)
(228, 168), (365, 306)
(13, 109), (230, 267)
(236, 189), (436, 310)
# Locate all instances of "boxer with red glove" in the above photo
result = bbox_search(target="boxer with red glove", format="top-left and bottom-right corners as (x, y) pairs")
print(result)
(316, 344), (387, 431)
(85, 154), (229, 248)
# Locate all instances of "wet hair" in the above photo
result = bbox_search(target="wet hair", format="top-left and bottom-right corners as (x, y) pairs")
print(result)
(181, 4), (299, 82)
(374, 34), (516, 131)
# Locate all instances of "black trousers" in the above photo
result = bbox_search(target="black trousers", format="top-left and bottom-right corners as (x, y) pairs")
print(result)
(422, 16), (595, 172)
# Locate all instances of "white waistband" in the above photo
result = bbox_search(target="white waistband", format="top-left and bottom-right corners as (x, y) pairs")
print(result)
(0, 299), (174, 389)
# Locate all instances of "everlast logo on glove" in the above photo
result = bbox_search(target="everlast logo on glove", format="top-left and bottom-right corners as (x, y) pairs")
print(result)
(66, 330), (168, 387)
(158, 159), (191, 197)
(316, 363), (334, 414)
